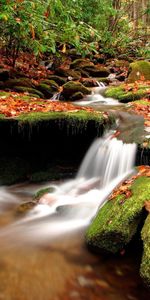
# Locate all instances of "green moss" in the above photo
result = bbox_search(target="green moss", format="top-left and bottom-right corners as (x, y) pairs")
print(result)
(33, 187), (54, 200)
(0, 91), (11, 97)
(105, 84), (149, 102)
(86, 176), (150, 253)
(13, 86), (44, 98)
(62, 81), (91, 99)
(127, 61), (150, 83)
(140, 214), (150, 286)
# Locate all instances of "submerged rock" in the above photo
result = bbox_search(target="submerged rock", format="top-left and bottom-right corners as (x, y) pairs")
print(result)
(86, 176), (150, 253)
(127, 61), (150, 83)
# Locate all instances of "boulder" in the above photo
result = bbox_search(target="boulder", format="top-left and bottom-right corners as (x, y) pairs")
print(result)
(70, 58), (94, 69)
(86, 176), (150, 253)
(40, 80), (59, 91)
(13, 86), (44, 98)
(105, 83), (150, 103)
(82, 66), (110, 77)
(55, 68), (81, 80)
(4, 78), (35, 89)
(127, 61), (150, 83)
(47, 75), (66, 85)
(70, 92), (84, 101)
(62, 81), (91, 100)
(37, 83), (54, 98)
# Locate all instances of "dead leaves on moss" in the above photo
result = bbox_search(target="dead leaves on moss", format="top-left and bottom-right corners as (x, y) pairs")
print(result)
(109, 166), (150, 206)
(0, 91), (97, 117)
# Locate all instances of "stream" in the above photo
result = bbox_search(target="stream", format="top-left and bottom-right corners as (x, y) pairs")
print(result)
(0, 86), (149, 300)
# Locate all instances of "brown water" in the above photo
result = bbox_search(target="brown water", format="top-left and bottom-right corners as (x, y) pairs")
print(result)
(0, 183), (149, 300)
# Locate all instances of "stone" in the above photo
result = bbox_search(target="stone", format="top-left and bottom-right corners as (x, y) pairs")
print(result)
(127, 61), (150, 83)
(13, 86), (44, 98)
(37, 83), (54, 98)
(55, 68), (81, 80)
(86, 176), (150, 253)
(70, 92), (84, 101)
(70, 58), (94, 69)
(4, 78), (35, 89)
(62, 81), (91, 100)
(82, 66), (110, 77)
(47, 75), (66, 85)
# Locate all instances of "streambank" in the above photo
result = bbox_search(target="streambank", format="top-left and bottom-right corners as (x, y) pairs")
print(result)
(0, 109), (113, 185)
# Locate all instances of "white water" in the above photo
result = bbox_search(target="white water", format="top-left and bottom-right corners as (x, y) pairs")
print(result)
(0, 131), (137, 245)
(75, 84), (120, 106)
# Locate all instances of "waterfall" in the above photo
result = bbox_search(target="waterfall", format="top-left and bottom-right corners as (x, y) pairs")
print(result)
(0, 131), (137, 245)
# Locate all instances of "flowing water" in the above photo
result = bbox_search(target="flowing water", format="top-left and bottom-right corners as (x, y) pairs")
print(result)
(0, 87), (149, 300)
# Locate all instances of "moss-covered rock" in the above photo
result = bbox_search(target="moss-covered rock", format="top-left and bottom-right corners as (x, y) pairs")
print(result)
(62, 81), (91, 100)
(4, 78), (35, 88)
(70, 92), (84, 101)
(13, 86), (44, 98)
(33, 187), (54, 201)
(105, 84), (150, 102)
(40, 80), (59, 91)
(47, 75), (66, 85)
(140, 213), (150, 286)
(55, 68), (81, 80)
(86, 176), (150, 254)
(82, 66), (110, 78)
(127, 61), (150, 83)
(36, 83), (54, 98)
(15, 201), (36, 215)
(70, 58), (94, 69)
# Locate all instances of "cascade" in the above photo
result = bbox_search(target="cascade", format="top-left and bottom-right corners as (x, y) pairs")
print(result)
(0, 131), (137, 245)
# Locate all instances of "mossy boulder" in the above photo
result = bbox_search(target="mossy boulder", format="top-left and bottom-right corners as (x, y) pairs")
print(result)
(105, 84), (150, 102)
(62, 81), (91, 100)
(40, 80), (59, 91)
(70, 58), (94, 69)
(140, 213), (150, 286)
(47, 75), (66, 85)
(82, 66), (110, 78)
(33, 187), (54, 201)
(70, 92), (84, 101)
(4, 78), (35, 89)
(127, 61), (150, 83)
(37, 83), (55, 98)
(15, 201), (36, 215)
(55, 68), (81, 80)
(13, 86), (44, 98)
(86, 176), (150, 254)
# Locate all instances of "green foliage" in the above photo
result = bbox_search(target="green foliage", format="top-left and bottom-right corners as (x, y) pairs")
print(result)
(0, 0), (149, 64)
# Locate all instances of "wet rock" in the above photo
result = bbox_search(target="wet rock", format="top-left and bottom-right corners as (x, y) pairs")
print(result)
(127, 61), (150, 83)
(37, 83), (55, 98)
(47, 75), (66, 85)
(3, 78), (35, 89)
(13, 86), (44, 98)
(62, 81), (91, 100)
(70, 92), (84, 101)
(82, 66), (110, 78)
(70, 58), (94, 69)
(86, 176), (150, 253)
(55, 68), (81, 80)
(15, 201), (36, 215)
(105, 83), (150, 103)
(0, 69), (10, 81)
(40, 80), (59, 91)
